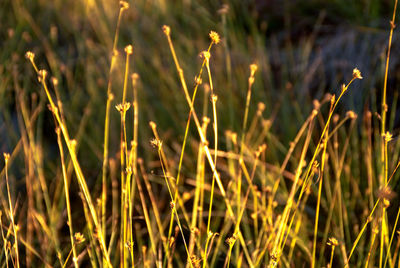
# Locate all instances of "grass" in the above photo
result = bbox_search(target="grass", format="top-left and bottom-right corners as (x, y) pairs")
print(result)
(1, 0), (400, 267)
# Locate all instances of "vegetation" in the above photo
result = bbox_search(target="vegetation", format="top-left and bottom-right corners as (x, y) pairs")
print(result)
(1, 0), (400, 267)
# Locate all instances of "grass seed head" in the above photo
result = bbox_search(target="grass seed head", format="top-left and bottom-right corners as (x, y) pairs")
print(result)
(201, 51), (211, 62)
(202, 116), (210, 125)
(190, 255), (201, 268)
(209, 31), (220, 44)
(51, 77), (58, 86)
(191, 227), (200, 236)
(47, 104), (57, 115)
(333, 114), (340, 124)
(383, 131), (393, 142)
(150, 138), (162, 150)
(377, 186), (396, 200)
(248, 64), (258, 85)
(257, 102), (266, 113)
(218, 4), (229, 15)
(38, 69), (47, 83)
(169, 237), (175, 248)
(311, 109), (318, 118)
(149, 121), (157, 130)
(25, 51), (35, 61)
(162, 25), (170, 36)
(125, 45), (133, 55)
(346, 110), (357, 119)
(383, 198), (390, 208)
(208, 231), (213, 238)
(194, 75), (202, 85)
(115, 103), (131, 113)
(226, 235), (237, 246)
(313, 99), (320, 110)
(260, 143), (267, 152)
(131, 72), (139, 86)
(327, 237), (338, 247)
(119, 1), (129, 10)
(74, 232), (85, 244)
(125, 241), (133, 251)
(211, 94), (218, 103)
(341, 83), (347, 93)
(250, 63), (258, 77)
(352, 68), (363, 80)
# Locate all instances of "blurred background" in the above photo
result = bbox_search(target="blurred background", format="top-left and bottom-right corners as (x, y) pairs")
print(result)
(1, 0), (399, 157)
(1, 0), (400, 266)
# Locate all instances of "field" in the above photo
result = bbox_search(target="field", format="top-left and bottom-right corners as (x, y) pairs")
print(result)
(1, 0), (400, 267)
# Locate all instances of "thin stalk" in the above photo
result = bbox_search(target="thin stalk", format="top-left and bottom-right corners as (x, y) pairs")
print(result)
(381, 0), (398, 148)
(271, 73), (360, 266)
(129, 72), (140, 265)
(188, 118), (209, 266)
(79, 191), (100, 268)
(380, 3), (398, 267)
(380, 133), (390, 268)
(344, 155), (400, 261)
(120, 45), (133, 268)
(27, 56), (112, 267)
(162, 26), (253, 266)
(272, 109), (317, 264)
(135, 166), (157, 259)
(13, 68), (62, 264)
(366, 227), (379, 268)
(234, 64), (257, 263)
(312, 122), (330, 268)
(117, 102), (130, 267)
(0, 212), (9, 268)
(231, 145), (264, 255)
(4, 154), (19, 268)
(225, 239), (236, 268)
(203, 49), (219, 267)
(148, 123), (190, 226)
(138, 159), (167, 251)
(165, 41), (214, 268)
(56, 128), (79, 268)
(328, 244), (336, 268)
(347, 200), (381, 265)
(101, 5), (129, 259)
(392, 232), (400, 266)
(268, 109), (316, 221)
(155, 141), (193, 268)
(384, 204), (400, 268)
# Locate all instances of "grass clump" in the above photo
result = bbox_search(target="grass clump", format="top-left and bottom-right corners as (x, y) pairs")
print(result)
(1, 0), (400, 267)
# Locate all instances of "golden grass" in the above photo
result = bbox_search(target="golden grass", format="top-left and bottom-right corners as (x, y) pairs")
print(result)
(2, 1), (400, 267)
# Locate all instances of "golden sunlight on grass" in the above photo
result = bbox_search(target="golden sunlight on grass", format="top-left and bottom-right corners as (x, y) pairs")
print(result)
(1, 0), (400, 267)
